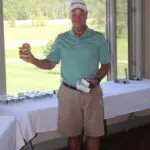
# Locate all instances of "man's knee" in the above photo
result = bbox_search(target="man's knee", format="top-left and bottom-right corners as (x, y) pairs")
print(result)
(68, 135), (83, 150)
(68, 134), (82, 141)
(87, 136), (100, 141)
(87, 136), (100, 150)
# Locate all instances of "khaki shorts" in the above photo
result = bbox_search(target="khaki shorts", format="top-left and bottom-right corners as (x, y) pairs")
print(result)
(57, 84), (104, 137)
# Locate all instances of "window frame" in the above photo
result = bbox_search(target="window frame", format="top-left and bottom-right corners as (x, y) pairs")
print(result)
(0, 0), (6, 95)
(128, 0), (142, 79)
(106, 0), (117, 81)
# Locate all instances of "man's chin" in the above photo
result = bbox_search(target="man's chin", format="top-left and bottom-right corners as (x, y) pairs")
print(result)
(73, 26), (83, 31)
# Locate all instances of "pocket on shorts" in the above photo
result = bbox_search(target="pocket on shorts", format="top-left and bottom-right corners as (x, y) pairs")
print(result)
(96, 85), (103, 97)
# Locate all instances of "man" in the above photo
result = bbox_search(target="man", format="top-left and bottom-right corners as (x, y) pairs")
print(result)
(19, 0), (110, 150)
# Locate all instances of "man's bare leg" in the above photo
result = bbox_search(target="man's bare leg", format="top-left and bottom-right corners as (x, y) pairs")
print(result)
(68, 135), (82, 150)
(87, 136), (100, 150)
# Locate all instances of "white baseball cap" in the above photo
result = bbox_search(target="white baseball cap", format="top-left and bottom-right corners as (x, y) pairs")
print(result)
(70, 0), (88, 12)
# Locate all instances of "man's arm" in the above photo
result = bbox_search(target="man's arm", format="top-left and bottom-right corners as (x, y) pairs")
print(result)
(86, 63), (110, 86)
(19, 48), (57, 70)
(96, 63), (110, 82)
(31, 58), (57, 70)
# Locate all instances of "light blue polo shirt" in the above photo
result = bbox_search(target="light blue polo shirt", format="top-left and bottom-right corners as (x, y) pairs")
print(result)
(46, 27), (110, 87)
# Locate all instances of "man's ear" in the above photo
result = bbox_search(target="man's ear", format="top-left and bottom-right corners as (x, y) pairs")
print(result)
(86, 12), (88, 19)
(69, 11), (72, 19)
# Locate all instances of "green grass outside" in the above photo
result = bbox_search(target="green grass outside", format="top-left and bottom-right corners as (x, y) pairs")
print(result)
(5, 24), (128, 95)
(4, 24), (104, 41)
(4, 25), (71, 41)
(6, 62), (61, 94)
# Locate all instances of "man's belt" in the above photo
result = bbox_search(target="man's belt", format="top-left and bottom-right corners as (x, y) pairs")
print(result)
(62, 82), (97, 92)
(63, 82), (80, 91)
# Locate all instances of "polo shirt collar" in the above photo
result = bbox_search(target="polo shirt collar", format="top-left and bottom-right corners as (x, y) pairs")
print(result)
(69, 26), (90, 38)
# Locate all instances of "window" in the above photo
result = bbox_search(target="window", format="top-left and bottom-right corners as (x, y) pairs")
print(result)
(0, 0), (143, 95)
(2, 0), (106, 95)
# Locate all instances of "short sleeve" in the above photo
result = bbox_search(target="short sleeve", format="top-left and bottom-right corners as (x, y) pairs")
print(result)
(46, 36), (61, 63)
(98, 34), (111, 64)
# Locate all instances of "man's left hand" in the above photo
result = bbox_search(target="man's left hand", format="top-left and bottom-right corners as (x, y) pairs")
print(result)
(85, 78), (99, 88)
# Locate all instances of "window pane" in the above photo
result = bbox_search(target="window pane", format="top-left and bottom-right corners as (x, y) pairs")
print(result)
(4, 0), (106, 95)
(85, 0), (107, 82)
(116, 0), (128, 78)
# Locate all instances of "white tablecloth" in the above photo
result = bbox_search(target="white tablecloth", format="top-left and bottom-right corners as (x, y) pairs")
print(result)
(0, 96), (58, 143)
(102, 79), (150, 119)
(0, 79), (150, 146)
(0, 116), (24, 150)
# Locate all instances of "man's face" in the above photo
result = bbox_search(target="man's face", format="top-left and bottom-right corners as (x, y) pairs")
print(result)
(71, 8), (87, 31)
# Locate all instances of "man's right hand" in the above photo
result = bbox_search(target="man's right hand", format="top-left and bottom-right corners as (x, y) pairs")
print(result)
(19, 43), (57, 70)
(19, 43), (35, 64)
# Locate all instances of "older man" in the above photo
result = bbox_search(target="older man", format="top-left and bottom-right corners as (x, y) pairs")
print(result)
(19, 0), (110, 150)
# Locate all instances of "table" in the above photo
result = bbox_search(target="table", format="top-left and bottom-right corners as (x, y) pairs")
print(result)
(0, 116), (24, 150)
(0, 96), (58, 143)
(0, 79), (150, 147)
(102, 79), (150, 119)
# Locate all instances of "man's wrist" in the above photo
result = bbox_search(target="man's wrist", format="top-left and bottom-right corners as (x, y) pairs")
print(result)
(95, 77), (101, 83)
(31, 57), (36, 64)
